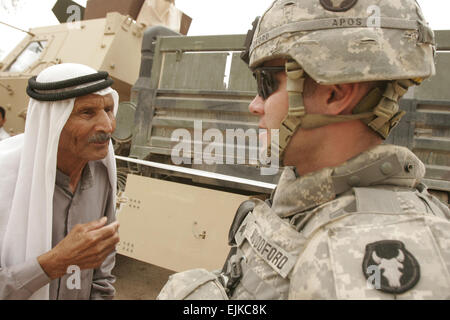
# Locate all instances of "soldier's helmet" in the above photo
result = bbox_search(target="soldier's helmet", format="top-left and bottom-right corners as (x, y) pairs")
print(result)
(243, 0), (436, 160)
(249, 0), (435, 84)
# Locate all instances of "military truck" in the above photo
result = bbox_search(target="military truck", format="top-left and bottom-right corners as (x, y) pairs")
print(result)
(0, 12), (143, 134)
(112, 27), (450, 284)
(0, 0), (190, 135)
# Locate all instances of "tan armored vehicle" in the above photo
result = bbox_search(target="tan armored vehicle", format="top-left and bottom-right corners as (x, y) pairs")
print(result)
(0, 0), (190, 135)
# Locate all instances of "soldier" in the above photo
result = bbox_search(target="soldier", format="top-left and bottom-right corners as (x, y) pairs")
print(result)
(158, 0), (450, 299)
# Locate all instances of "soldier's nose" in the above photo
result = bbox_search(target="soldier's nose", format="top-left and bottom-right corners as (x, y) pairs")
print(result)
(249, 95), (265, 115)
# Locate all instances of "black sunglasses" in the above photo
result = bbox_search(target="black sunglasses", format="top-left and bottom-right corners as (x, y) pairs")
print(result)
(252, 66), (285, 100)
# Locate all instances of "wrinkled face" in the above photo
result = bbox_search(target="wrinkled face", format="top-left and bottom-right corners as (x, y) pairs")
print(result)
(58, 93), (116, 162)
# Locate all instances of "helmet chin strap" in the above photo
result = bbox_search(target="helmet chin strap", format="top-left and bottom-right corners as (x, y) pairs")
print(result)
(267, 60), (306, 164)
(265, 60), (418, 165)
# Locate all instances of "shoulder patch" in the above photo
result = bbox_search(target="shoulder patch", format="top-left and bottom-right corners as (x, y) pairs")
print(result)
(363, 240), (421, 294)
(320, 0), (358, 12)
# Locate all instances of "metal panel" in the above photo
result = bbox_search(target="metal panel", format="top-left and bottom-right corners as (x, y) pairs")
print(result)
(155, 88), (255, 97)
(129, 33), (279, 192)
(422, 179), (450, 192)
(158, 34), (247, 52)
(154, 97), (252, 112)
(414, 109), (450, 127)
(159, 52), (228, 91)
(113, 101), (136, 141)
(412, 101), (450, 171)
(228, 52), (258, 92)
(388, 98), (450, 191)
(414, 53), (450, 101)
(386, 99), (415, 149)
(386, 31), (450, 194)
(425, 165), (450, 181)
(131, 34), (257, 163)
(151, 118), (257, 131)
(116, 174), (248, 271)
(435, 30), (450, 50)
(415, 137), (450, 152)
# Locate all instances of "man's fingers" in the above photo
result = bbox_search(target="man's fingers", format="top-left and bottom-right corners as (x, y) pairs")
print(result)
(85, 246), (116, 269)
(89, 221), (119, 242)
(83, 235), (120, 266)
(98, 229), (120, 253)
(84, 216), (108, 232)
(99, 241), (119, 261)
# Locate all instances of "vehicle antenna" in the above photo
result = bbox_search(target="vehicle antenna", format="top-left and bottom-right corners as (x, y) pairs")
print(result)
(0, 21), (35, 36)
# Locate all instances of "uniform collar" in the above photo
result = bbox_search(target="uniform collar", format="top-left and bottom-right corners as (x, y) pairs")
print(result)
(271, 144), (425, 218)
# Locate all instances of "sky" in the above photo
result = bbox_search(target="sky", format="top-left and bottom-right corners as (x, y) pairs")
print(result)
(0, 0), (449, 60)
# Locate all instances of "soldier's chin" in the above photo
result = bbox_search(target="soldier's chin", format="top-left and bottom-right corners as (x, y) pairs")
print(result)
(258, 131), (269, 164)
(259, 131), (269, 149)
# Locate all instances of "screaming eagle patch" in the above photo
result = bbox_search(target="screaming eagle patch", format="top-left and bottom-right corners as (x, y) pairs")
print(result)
(320, 0), (358, 12)
(363, 240), (421, 294)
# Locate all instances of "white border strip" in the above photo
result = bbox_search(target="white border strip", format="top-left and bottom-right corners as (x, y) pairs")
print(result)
(115, 155), (277, 190)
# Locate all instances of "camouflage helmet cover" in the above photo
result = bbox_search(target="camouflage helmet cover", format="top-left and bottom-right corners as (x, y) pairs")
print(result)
(249, 0), (436, 84)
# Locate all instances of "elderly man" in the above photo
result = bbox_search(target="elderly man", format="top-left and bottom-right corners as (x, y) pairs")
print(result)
(158, 0), (450, 299)
(0, 63), (120, 300)
(0, 106), (10, 141)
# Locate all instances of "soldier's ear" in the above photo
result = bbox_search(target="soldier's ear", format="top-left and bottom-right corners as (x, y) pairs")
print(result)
(325, 83), (364, 115)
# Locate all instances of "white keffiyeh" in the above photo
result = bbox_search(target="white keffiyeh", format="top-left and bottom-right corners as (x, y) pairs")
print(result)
(0, 63), (118, 300)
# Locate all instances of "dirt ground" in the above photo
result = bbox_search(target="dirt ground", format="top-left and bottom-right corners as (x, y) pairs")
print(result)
(112, 254), (175, 300)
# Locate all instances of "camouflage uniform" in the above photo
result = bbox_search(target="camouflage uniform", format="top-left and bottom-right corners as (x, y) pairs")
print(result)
(158, 145), (450, 299)
(157, 0), (450, 299)
(232, 144), (450, 299)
